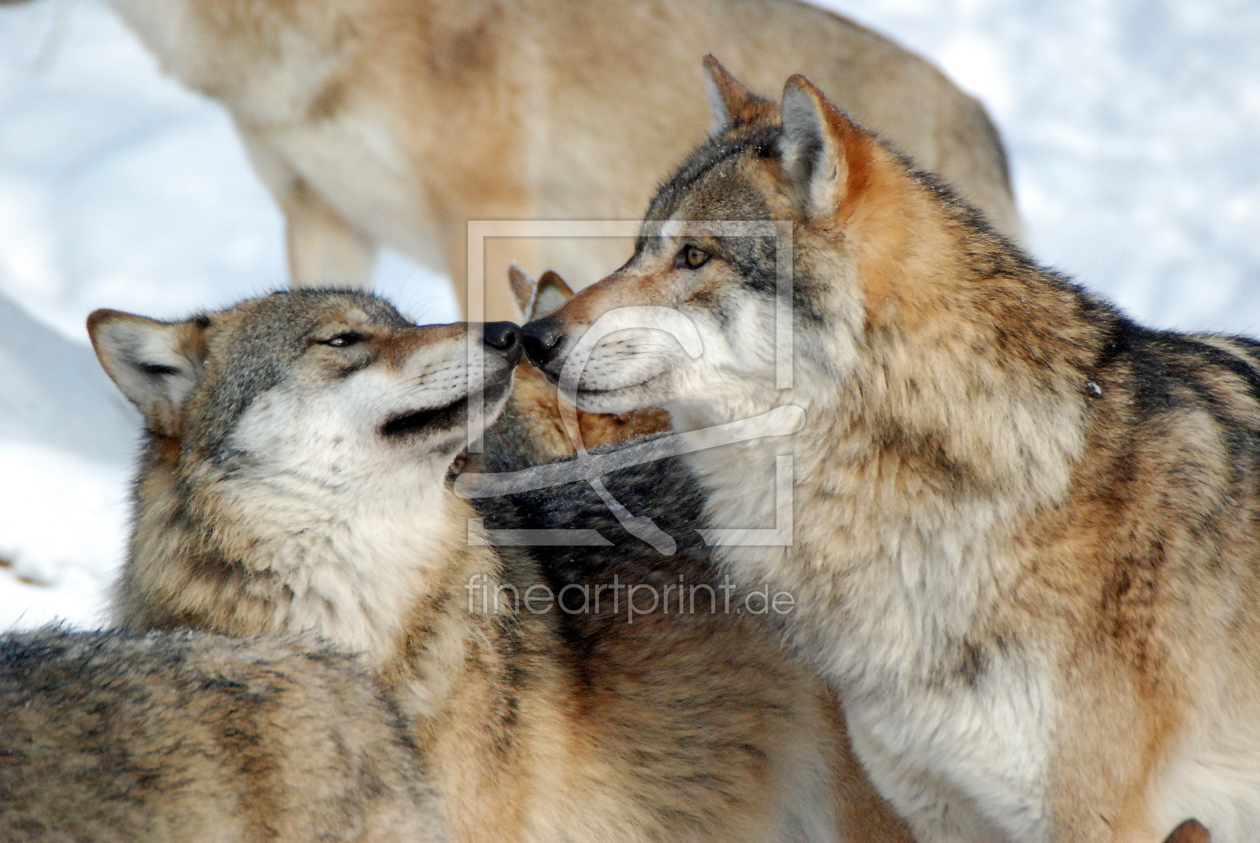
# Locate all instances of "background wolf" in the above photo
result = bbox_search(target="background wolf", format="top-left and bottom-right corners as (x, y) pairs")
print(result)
(87, 289), (913, 842)
(522, 60), (1249, 842)
(77, 0), (1019, 321)
(0, 628), (441, 842)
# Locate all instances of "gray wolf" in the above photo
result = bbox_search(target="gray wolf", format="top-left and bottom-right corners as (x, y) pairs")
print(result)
(88, 289), (913, 842)
(0, 627), (440, 842)
(521, 59), (1246, 842)
(89, 0), (1018, 321)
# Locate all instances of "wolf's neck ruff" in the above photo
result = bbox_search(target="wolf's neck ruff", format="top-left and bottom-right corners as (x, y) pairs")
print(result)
(677, 265), (1097, 680)
(123, 438), (490, 680)
(122, 428), (510, 733)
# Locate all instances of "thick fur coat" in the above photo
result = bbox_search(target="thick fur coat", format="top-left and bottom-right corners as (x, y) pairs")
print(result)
(0, 628), (440, 842)
(522, 60), (1249, 843)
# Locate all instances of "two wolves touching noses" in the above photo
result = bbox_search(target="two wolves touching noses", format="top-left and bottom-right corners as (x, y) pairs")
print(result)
(3, 56), (1252, 843)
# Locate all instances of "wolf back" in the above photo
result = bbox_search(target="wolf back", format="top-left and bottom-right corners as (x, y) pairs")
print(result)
(0, 627), (441, 843)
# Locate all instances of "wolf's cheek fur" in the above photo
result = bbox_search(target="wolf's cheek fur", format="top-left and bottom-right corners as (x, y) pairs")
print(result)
(224, 379), (398, 477)
(571, 330), (773, 420)
(221, 360), (490, 477)
(560, 327), (682, 414)
(649, 300), (786, 422)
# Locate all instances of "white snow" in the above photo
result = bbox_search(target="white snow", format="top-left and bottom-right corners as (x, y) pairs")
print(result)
(0, 0), (1256, 629)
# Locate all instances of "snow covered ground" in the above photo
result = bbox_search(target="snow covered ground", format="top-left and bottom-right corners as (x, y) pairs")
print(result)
(0, 0), (1257, 629)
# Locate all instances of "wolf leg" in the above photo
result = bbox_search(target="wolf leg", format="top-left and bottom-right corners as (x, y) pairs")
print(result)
(284, 180), (376, 290)
(236, 127), (376, 290)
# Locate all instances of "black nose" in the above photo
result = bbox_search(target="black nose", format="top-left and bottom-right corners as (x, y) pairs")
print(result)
(482, 321), (522, 364)
(521, 317), (565, 367)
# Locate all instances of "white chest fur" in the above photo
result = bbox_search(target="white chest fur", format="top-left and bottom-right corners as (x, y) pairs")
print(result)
(683, 435), (1057, 843)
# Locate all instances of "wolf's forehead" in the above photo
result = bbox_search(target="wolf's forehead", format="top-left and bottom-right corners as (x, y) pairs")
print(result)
(227, 291), (410, 334)
(207, 291), (412, 383)
(636, 183), (775, 260)
(639, 175), (774, 262)
(207, 291), (406, 348)
(643, 126), (778, 227)
(188, 291), (414, 457)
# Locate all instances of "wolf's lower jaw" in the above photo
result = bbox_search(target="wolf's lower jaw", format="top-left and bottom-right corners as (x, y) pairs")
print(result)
(573, 373), (669, 414)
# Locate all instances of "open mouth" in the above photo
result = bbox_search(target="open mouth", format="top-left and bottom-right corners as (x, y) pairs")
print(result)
(379, 397), (468, 440)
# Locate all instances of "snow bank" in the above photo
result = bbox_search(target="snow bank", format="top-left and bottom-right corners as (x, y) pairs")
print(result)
(0, 291), (134, 628)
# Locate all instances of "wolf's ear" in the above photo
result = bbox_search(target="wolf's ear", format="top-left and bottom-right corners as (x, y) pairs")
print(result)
(530, 271), (575, 320)
(778, 74), (874, 219)
(87, 310), (208, 437)
(509, 265), (575, 321)
(508, 264), (538, 320)
(702, 55), (773, 135)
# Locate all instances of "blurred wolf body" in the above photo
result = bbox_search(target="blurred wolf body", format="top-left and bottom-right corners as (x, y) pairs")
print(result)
(92, 0), (1019, 320)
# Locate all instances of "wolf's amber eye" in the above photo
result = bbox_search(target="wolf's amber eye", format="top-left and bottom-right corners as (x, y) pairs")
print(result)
(678, 245), (710, 270)
(321, 331), (365, 348)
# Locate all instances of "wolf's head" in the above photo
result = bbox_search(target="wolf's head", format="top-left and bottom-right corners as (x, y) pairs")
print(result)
(90, 290), (521, 479)
(521, 57), (1023, 431)
(89, 289), (522, 649)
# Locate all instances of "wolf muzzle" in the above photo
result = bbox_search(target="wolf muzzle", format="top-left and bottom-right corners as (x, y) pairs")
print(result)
(483, 321), (523, 366)
(521, 316), (565, 368)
